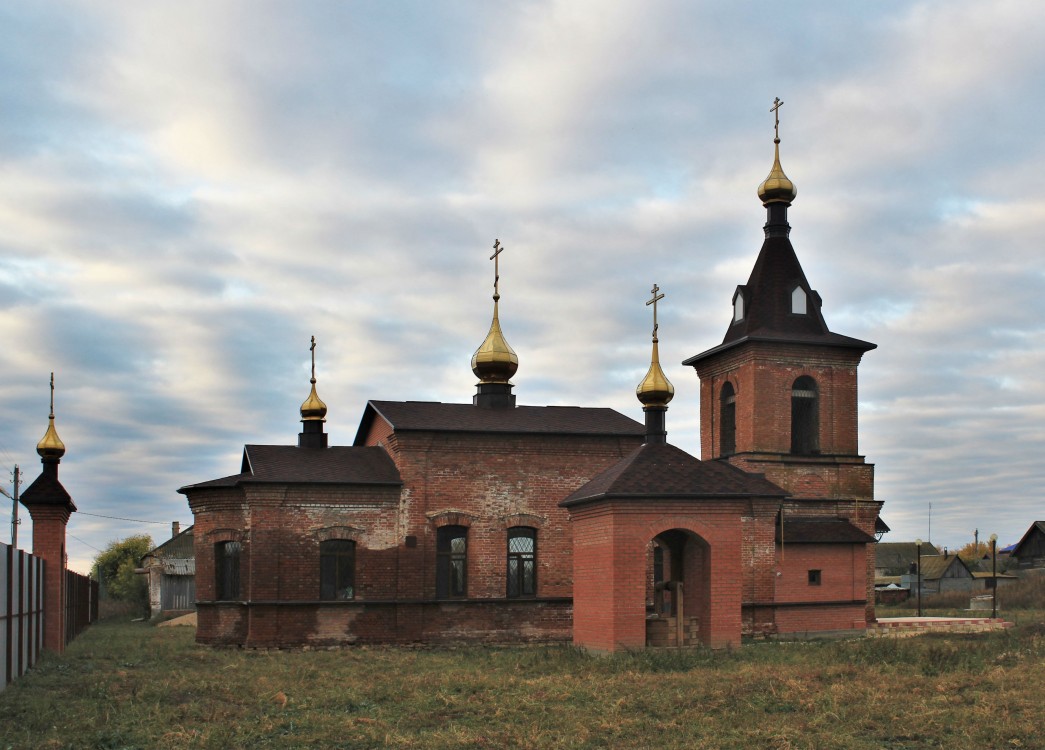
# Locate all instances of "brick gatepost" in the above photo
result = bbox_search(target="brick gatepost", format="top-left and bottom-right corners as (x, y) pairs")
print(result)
(20, 374), (77, 654)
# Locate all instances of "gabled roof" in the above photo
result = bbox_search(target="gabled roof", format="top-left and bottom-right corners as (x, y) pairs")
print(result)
(1011, 521), (1045, 558)
(875, 541), (940, 570)
(776, 517), (876, 544)
(559, 442), (786, 508)
(919, 554), (972, 580)
(141, 525), (194, 561)
(178, 445), (402, 493)
(20, 470), (76, 511)
(354, 400), (644, 445)
(683, 235), (875, 366)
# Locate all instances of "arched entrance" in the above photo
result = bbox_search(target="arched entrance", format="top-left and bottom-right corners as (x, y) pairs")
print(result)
(646, 529), (710, 647)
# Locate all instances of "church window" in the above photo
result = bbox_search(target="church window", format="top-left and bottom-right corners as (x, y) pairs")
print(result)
(720, 382), (736, 456)
(436, 526), (467, 598)
(215, 541), (240, 600)
(320, 539), (355, 600)
(791, 376), (820, 455)
(791, 286), (807, 315)
(733, 293), (745, 322)
(506, 527), (536, 597)
(808, 569), (822, 585)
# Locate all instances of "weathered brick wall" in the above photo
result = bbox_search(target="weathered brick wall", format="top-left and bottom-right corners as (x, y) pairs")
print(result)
(188, 424), (640, 647)
(362, 424), (641, 604)
(696, 343), (867, 460)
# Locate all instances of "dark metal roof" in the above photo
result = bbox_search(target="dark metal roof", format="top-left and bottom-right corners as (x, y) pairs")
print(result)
(20, 470), (76, 511)
(683, 235), (875, 366)
(776, 517), (876, 544)
(560, 442), (787, 508)
(178, 445), (402, 493)
(354, 400), (644, 445)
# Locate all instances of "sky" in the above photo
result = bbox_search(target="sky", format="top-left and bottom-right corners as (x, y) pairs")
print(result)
(1, 1), (1043, 574)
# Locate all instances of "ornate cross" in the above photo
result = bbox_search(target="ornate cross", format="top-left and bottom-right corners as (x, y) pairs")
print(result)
(309, 336), (317, 382)
(646, 283), (665, 341)
(49, 372), (55, 418)
(489, 239), (504, 298)
(771, 97), (784, 142)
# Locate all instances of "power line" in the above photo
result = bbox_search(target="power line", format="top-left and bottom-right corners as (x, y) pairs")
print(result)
(68, 533), (103, 553)
(76, 511), (171, 526)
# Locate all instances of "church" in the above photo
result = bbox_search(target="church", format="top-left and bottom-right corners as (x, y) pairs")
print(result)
(180, 108), (882, 651)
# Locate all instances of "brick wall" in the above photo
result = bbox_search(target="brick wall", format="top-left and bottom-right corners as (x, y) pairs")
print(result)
(187, 424), (641, 647)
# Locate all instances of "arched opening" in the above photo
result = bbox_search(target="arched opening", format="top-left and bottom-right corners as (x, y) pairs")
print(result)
(791, 375), (819, 455)
(720, 381), (736, 456)
(645, 529), (711, 647)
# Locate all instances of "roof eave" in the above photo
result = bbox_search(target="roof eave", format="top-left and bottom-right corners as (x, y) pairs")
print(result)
(683, 333), (877, 367)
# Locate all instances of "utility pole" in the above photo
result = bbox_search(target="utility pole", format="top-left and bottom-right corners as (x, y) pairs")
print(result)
(1, 465), (20, 548)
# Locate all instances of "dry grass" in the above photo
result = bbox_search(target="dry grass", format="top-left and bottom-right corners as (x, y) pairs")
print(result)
(1, 616), (1043, 750)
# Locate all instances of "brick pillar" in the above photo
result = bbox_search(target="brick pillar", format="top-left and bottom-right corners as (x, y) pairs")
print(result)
(26, 503), (72, 653)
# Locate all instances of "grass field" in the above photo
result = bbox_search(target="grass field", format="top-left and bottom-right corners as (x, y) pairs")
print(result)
(1, 613), (1043, 750)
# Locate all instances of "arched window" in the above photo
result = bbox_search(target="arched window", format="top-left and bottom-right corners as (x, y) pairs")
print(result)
(720, 382), (736, 456)
(320, 539), (356, 600)
(791, 376), (819, 455)
(436, 525), (467, 598)
(506, 527), (536, 597)
(215, 541), (241, 600)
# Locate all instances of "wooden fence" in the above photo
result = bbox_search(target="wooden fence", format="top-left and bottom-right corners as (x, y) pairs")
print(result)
(1, 542), (97, 691)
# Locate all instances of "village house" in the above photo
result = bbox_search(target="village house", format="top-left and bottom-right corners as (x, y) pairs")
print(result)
(137, 523), (196, 620)
(1010, 521), (1045, 571)
(180, 111), (883, 651)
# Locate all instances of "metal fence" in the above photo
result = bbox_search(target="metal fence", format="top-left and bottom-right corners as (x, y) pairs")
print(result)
(1, 542), (98, 691)
(2, 542), (44, 692)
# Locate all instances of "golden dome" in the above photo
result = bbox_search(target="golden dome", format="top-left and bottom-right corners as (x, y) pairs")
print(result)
(37, 415), (65, 459)
(636, 339), (674, 407)
(471, 298), (519, 384)
(300, 379), (327, 421)
(757, 139), (797, 206)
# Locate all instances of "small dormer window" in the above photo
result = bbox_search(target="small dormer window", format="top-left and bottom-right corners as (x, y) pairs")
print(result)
(732, 287), (746, 323)
(791, 286), (807, 315)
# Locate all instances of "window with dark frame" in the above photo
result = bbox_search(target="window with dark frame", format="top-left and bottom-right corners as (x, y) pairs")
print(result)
(808, 569), (822, 585)
(436, 525), (467, 598)
(506, 527), (536, 598)
(215, 540), (241, 600)
(720, 381), (736, 456)
(320, 539), (356, 600)
(791, 376), (820, 455)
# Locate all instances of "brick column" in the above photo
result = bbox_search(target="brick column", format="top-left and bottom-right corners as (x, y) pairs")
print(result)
(26, 504), (72, 653)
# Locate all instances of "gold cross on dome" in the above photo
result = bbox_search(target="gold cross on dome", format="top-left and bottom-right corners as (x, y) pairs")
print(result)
(489, 239), (505, 297)
(646, 283), (665, 340)
(49, 371), (55, 418)
(309, 336), (317, 382)
(770, 97), (784, 141)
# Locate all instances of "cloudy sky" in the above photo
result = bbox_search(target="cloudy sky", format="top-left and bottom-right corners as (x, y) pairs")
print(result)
(1, 1), (1043, 573)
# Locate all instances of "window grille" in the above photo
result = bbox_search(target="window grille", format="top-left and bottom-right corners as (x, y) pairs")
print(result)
(506, 527), (536, 597)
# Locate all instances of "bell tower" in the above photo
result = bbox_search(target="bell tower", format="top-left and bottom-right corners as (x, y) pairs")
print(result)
(683, 100), (876, 508)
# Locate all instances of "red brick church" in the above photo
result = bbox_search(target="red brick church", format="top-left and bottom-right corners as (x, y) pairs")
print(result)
(181, 112), (882, 651)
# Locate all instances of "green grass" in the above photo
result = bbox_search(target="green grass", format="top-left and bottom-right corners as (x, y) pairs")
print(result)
(1, 617), (1043, 750)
